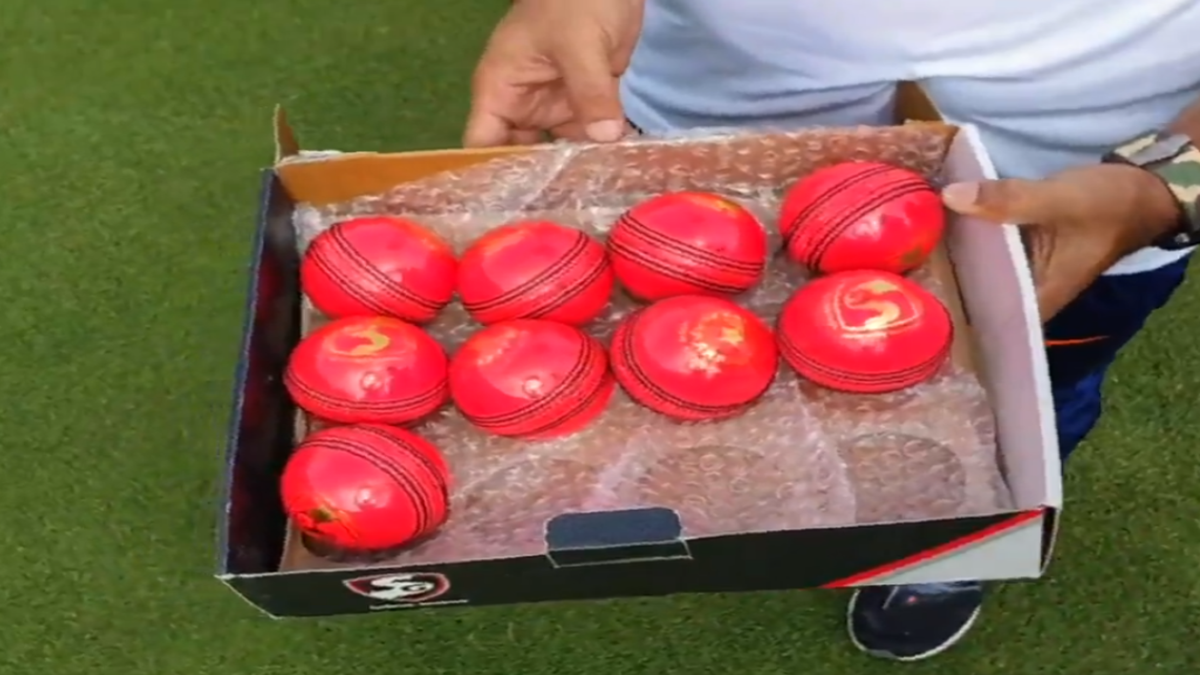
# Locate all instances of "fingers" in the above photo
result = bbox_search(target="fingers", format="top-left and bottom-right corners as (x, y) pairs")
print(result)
(549, 120), (637, 142)
(510, 129), (546, 145)
(553, 32), (626, 142)
(463, 106), (515, 148)
(465, 1), (630, 147)
(942, 178), (1061, 225)
(465, 43), (527, 148)
(462, 116), (545, 148)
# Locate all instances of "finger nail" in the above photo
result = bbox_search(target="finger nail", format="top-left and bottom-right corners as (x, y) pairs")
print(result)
(942, 182), (979, 210)
(585, 120), (625, 143)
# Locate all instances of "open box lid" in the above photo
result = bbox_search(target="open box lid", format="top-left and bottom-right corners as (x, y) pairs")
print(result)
(937, 130), (1062, 509)
(268, 83), (1062, 514)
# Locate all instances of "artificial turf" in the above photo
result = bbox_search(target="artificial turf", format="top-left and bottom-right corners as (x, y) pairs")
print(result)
(3, 1), (1200, 673)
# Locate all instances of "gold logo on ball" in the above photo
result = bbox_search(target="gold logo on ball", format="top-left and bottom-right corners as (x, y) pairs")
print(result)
(683, 193), (743, 217)
(469, 325), (523, 367)
(324, 322), (416, 365)
(830, 279), (923, 337)
(326, 324), (394, 357)
(681, 311), (748, 376)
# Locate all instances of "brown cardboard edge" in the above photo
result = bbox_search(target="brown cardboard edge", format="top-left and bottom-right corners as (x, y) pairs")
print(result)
(270, 83), (950, 207)
(927, 245), (979, 373)
(277, 145), (537, 206)
(896, 81), (942, 123)
(271, 104), (530, 205)
(274, 105), (301, 162)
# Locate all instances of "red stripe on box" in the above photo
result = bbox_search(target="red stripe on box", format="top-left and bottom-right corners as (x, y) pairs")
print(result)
(821, 508), (1046, 588)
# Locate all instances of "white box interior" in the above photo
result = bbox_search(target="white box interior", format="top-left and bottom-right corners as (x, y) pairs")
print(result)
(941, 127), (1062, 511)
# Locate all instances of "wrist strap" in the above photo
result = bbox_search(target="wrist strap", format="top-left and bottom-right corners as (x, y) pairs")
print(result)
(1104, 132), (1200, 249)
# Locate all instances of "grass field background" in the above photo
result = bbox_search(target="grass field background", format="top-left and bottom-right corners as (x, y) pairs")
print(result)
(3, 1), (1200, 673)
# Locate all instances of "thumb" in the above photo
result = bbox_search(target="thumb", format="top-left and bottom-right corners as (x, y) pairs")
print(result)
(942, 178), (1060, 224)
(553, 35), (626, 143)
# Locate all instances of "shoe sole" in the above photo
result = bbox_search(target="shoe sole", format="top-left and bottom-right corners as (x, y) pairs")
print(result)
(845, 588), (982, 662)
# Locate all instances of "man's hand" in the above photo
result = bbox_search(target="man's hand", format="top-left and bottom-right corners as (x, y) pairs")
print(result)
(941, 165), (1182, 322)
(464, 0), (645, 148)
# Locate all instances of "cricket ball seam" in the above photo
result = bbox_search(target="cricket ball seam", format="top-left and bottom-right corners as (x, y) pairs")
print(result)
(306, 248), (394, 317)
(348, 433), (445, 534)
(607, 236), (751, 295)
(300, 437), (433, 539)
(520, 255), (609, 320)
(463, 231), (591, 309)
(782, 163), (894, 248)
(354, 425), (451, 503)
(776, 307), (953, 392)
(780, 337), (949, 385)
(342, 438), (438, 536)
(285, 370), (448, 418)
(787, 357), (946, 394)
(329, 226), (447, 316)
(327, 226), (445, 314)
(463, 232), (610, 322)
(286, 371), (448, 409)
(495, 371), (614, 438)
(456, 335), (604, 427)
(619, 214), (765, 273)
(799, 175), (929, 270)
(802, 175), (932, 272)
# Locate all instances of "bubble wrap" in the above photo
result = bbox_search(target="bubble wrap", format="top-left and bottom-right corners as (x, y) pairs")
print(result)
(281, 126), (1014, 570)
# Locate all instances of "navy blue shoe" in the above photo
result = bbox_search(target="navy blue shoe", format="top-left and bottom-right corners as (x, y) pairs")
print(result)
(847, 581), (984, 661)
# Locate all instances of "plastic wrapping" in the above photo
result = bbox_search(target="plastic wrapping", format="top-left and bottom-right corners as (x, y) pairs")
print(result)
(286, 126), (1014, 568)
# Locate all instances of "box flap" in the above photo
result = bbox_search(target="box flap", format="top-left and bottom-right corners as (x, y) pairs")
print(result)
(274, 105), (301, 163)
(271, 105), (531, 205)
(277, 147), (535, 206)
(941, 127), (1062, 509)
(896, 82), (942, 122)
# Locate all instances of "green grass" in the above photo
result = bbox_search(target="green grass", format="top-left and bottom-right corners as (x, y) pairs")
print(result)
(2, 1), (1200, 673)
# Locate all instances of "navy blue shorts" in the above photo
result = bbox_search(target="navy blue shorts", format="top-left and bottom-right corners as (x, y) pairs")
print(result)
(1045, 255), (1191, 461)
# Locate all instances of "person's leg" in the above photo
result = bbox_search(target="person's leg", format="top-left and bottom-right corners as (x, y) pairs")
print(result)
(848, 255), (1191, 661)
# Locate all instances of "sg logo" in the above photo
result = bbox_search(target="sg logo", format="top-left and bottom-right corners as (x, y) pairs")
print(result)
(832, 279), (922, 335)
(325, 325), (392, 357)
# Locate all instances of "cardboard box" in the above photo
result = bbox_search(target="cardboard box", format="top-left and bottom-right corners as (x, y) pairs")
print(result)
(216, 84), (1062, 617)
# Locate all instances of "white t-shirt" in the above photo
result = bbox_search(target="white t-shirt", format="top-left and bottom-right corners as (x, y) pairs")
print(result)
(620, 0), (1200, 275)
